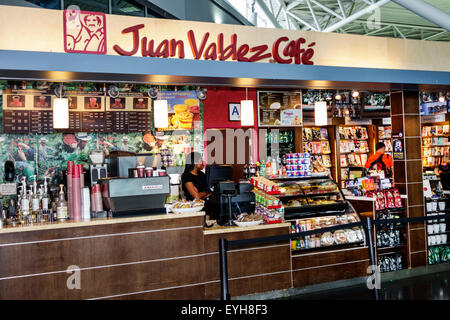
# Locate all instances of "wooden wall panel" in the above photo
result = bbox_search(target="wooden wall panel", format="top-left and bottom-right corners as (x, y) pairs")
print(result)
(293, 260), (370, 288)
(292, 247), (370, 270)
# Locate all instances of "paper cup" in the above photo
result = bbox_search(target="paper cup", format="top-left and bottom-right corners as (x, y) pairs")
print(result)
(428, 236), (432, 246)
(427, 202), (433, 212)
(439, 202), (446, 211)
(440, 223), (447, 233)
(441, 234), (447, 244)
(428, 224), (434, 234)
(137, 166), (145, 178)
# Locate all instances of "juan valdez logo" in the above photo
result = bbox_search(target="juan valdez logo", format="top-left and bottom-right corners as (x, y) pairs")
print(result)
(112, 24), (315, 64)
(63, 10), (107, 54)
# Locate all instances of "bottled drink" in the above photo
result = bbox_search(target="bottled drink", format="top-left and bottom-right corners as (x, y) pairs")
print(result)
(56, 184), (68, 221)
(260, 160), (266, 177)
(42, 177), (50, 212)
(31, 176), (40, 223)
(243, 164), (249, 179)
(266, 158), (271, 177)
(249, 161), (256, 177)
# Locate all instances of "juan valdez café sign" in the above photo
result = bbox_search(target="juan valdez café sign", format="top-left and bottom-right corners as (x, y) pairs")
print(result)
(63, 10), (315, 65)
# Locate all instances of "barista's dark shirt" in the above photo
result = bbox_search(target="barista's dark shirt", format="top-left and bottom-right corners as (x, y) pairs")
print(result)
(182, 170), (206, 201)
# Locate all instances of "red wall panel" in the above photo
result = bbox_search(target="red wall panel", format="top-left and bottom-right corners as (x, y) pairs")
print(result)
(203, 87), (258, 129)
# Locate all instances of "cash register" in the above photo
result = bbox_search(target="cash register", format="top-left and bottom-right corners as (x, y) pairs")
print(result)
(204, 165), (255, 226)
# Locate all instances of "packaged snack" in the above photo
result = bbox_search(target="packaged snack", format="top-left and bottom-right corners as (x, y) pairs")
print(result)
(376, 190), (386, 210)
(334, 230), (347, 244)
(384, 190), (395, 208)
(392, 188), (403, 208)
(321, 232), (334, 246)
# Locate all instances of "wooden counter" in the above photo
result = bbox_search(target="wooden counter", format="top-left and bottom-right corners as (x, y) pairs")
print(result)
(0, 212), (370, 299)
(0, 212), (205, 234)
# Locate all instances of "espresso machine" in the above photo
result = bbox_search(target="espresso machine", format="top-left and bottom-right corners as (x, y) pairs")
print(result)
(100, 176), (170, 217)
(101, 152), (170, 217)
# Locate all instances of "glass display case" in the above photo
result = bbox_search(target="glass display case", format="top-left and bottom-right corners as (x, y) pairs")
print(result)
(263, 176), (366, 252)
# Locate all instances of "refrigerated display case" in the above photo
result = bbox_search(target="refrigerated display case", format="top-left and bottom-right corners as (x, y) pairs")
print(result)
(263, 128), (296, 159)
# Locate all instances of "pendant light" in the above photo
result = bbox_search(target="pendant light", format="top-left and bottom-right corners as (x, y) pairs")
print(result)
(241, 88), (254, 127)
(438, 92), (445, 103)
(153, 87), (168, 128)
(314, 101), (327, 126)
(52, 84), (69, 129)
(335, 90), (342, 100)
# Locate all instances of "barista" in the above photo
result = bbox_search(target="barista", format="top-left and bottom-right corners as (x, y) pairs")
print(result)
(181, 152), (211, 201)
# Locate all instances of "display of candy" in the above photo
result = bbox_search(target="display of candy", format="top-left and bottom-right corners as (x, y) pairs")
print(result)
(378, 254), (403, 273)
(377, 228), (401, 248)
(428, 246), (450, 265)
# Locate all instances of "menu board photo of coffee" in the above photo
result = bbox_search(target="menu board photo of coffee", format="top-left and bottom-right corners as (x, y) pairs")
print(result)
(156, 90), (200, 131)
(84, 96), (102, 110)
(33, 95), (51, 108)
(109, 97), (126, 109)
(6, 95), (25, 108)
(258, 91), (302, 127)
(133, 97), (149, 110)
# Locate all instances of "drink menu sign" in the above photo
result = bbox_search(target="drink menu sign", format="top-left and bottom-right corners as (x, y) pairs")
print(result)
(2, 89), (152, 133)
(257, 91), (302, 127)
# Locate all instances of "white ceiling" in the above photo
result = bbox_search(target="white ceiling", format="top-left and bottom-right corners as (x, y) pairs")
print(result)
(228, 0), (450, 41)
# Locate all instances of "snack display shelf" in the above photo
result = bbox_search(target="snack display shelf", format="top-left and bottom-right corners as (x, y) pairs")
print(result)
(429, 242), (450, 247)
(284, 203), (347, 220)
(423, 135), (450, 138)
(428, 231), (450, 235)
(261, 175), (329, 181)
(377, 244), (407, 251)
(425, 198), (449, 202)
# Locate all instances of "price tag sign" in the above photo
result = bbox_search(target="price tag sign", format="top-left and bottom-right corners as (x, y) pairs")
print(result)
(0, 183), (17, 196)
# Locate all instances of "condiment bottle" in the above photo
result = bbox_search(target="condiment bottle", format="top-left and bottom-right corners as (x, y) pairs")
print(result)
(56, 184), (68, 221)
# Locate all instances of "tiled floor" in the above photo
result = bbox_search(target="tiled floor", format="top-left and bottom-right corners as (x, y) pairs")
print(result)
(284, 271), (450, 300)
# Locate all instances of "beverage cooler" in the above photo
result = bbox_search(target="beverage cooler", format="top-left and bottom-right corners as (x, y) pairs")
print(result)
(262, 128), (296, 158)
